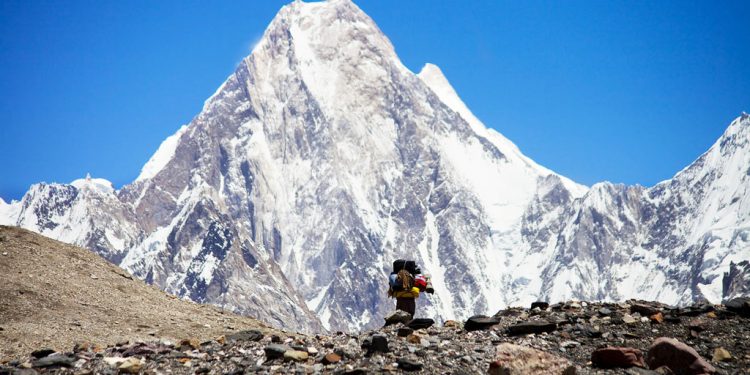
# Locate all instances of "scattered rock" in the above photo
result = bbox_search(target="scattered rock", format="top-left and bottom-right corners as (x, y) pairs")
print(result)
(646, 337), (716, 375)
(531, 302), (550, 310)
(507, 321), (556, 336)
(631, 303), (660, 317)
(443, 320), (460, 328)
(623, 314), (638, 325)
(264, 344), (291, 360)
(490, 343), (576, 375)
(599, 307), (613, 316)
(678, 304), (715, 317)
(725, 297), (750, 317)
(322, 353), (341, 365)
(226, 329), (264, 342)
(396, 357), (423, 371)
(406, 318), (434, 330)
(464, 315), (501, 331)
(650, 312), (664, 324)
(361, 334), (389, 354)
(103, 357), (127, 367)
(118, 357), (144, 374)
(397, 327), (414, 337)
(384, 310), (412, 326)
(30, 349), (55, 359)
(31, 355), (75, 368)
(283, 350), (309, 362)
(592, 347), (646, 368)
(712, 347), (732, 362)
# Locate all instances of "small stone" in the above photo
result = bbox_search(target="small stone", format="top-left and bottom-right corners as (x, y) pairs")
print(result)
(622, 314), (638, 324)
(1, 252), (7, 256)
(678, 303), (715, 317)
(227, 329), (264, 342)
(560, 341), (580, 349)
(406, 318), (434, 330)
(31, 355), (75, 368)
(531, 301), (550, 310)
(406, 333), (422, 344)
(180, 338), (201, 350)
(712, 347), (732, 362)
(31, 349), (56, 359)
(647, 337), (715, 375)
(117, 357), (143, 374)
(89, 274), (98, 280)
(284, 350), (309, 362)
(631, 303), (660, 317)
(396, 357), (423, 372)
(264, 344), (291, 360)
(103, 357), (127, 368)
(322, 353), (341, 364)
(650, 312), (664, 324)
(507, 321), (557, 336)
(592, 347), (646, 368)
(307, 347), (319, 355)
(368, 334), (389, 354)
(384, 310), (412, 326)
(725, 297), (750, 317)
(599, 307), (612, 316)
(443, 320), (460, 328)
(464, 315), (500, 331)
(397, 327), (414, 337)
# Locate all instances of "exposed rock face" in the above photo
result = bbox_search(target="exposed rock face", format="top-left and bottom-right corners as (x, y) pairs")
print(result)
(1, 0), (749, 332)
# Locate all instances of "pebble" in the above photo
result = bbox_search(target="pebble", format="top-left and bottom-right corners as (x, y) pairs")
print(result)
(283, 350), (308, 362)
(712, 347), (732, 362)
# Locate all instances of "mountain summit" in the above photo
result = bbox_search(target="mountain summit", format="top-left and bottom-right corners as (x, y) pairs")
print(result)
(1, 1), (748, 332)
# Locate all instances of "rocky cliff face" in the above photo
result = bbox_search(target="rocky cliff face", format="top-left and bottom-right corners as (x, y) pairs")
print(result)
(1, 0), (748, 333)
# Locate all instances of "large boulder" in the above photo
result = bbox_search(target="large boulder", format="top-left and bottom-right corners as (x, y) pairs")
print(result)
(646, 337), (715, 374)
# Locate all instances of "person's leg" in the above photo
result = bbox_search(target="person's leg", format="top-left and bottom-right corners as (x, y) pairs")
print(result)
(396, 297), (415, 318)
(404, 298), (415, 317)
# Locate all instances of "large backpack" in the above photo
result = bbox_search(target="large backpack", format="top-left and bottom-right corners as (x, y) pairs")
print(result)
(389, 259), (419, 293)
(393, 259), (419, 275)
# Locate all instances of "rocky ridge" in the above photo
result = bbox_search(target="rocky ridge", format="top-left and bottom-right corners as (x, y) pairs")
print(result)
(2, 299), (748, 374)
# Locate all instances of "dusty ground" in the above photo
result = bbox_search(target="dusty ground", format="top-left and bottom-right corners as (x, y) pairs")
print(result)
(0, 226), (276, 361)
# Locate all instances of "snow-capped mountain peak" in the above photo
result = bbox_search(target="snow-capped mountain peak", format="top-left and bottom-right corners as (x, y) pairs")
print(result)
(1, 0), (747, 333)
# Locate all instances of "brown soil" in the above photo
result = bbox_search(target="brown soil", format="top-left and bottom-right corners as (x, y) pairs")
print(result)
(0, 226), (276, 361)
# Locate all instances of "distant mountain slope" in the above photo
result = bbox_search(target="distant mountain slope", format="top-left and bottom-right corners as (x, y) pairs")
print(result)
(0, 226), (273, 361)
(1, 0), (748, 333)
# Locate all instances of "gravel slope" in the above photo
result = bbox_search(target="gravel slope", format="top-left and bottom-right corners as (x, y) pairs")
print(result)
(0, 226), (276, 361)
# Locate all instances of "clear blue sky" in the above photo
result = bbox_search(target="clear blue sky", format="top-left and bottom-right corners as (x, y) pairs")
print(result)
(1, 0), (748, 201)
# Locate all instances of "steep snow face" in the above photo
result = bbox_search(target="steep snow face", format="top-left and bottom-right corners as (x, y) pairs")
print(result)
(2, 0), (748, 333)
(136, 125), (188, 182)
